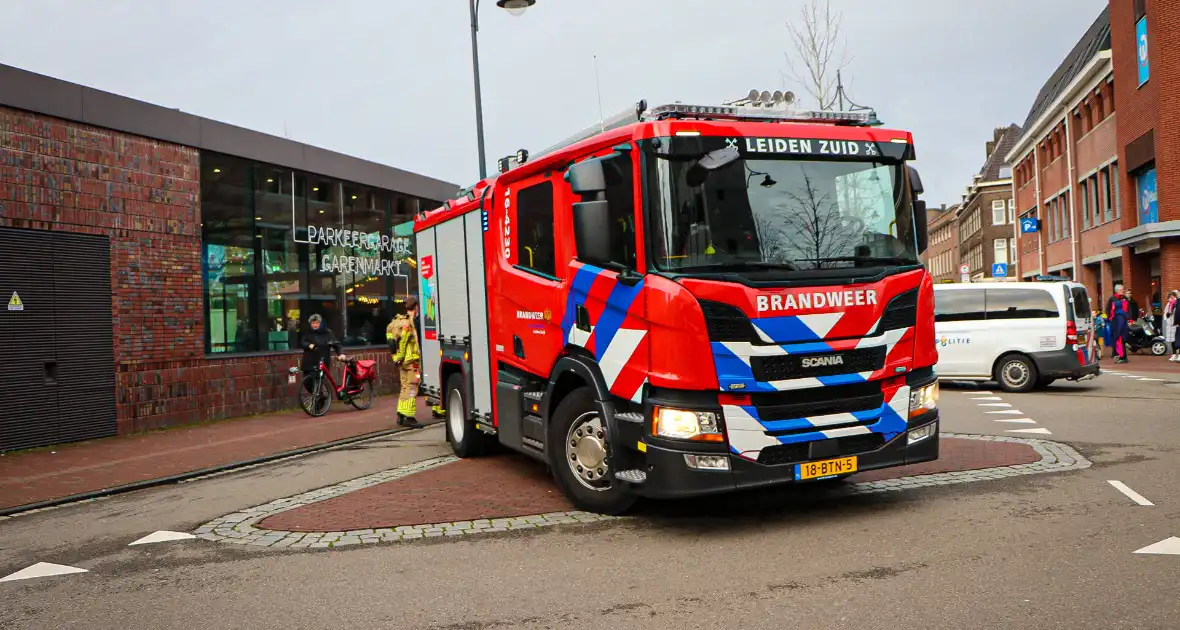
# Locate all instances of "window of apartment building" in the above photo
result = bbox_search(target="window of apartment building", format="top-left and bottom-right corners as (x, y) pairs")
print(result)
(1007, 198), (1015, 223)
(1010, 238), (1017, 265)
(992, 200), (1007, 225)
(994, 238), (1008, 265)
(199, 152), (432, 355)
(1081, 178), (1091, 230)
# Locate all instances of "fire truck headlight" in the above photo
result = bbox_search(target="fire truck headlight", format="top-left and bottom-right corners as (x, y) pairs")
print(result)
(653, 408), (723, 442)
(908, 382), (939, 419)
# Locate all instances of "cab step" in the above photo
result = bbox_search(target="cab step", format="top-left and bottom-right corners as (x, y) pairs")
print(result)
(615, 412), (644, 425)
(614, 469), (647, 484)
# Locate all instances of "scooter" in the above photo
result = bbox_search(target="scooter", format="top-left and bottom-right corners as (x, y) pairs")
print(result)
(1125, 315), (1169, 356)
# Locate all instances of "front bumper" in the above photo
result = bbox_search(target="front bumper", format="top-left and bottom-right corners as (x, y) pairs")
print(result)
(626, 413), (940, 500)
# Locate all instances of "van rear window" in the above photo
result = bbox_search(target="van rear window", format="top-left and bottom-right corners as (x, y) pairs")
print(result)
(984, 289), (1059, 319)
(1071, 286), (1092, 316)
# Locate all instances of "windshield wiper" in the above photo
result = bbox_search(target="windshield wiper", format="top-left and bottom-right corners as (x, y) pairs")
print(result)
(803, 256), (916, 265)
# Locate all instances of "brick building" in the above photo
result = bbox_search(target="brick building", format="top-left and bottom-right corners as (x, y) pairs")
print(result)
(0, 64), (457, 451)
(922, 203), (960, 283)
(1107, 0), (1180, 319)
(1005, 3), (1179, 315)
(1005, 8), (1118, 304)
(956, 126), (1020, 282)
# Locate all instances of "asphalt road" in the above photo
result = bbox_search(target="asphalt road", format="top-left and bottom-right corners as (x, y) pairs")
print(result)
(3, 370), (1180, 629)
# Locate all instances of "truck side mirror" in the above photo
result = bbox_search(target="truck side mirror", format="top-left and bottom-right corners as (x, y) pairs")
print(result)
(907, 165), (925, 196)
(572, 200), (613, 267)
(568, 159), (607, 196)
(914, 199), (928, 254)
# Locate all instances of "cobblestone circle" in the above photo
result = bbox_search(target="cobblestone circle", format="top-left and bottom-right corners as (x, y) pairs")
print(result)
(192, 433), (1090, 549)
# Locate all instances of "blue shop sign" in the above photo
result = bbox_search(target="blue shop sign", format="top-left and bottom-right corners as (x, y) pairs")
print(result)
(1137, 168), (1158, 225)
(1137, 17), (1150, 85)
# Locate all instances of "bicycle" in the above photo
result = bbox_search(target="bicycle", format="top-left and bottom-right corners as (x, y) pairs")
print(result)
(290, 353), (377, 417)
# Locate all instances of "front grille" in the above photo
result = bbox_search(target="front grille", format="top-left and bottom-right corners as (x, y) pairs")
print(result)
(879, 288), (918, 331)
(751, 346), (886, 382)
(699, 300), (756, 342)
(755, 381), (883, 422)
(757, 433), (887, 466)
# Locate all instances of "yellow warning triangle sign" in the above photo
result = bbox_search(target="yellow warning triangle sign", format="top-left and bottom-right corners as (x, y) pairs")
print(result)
(7, 292), (23, 310)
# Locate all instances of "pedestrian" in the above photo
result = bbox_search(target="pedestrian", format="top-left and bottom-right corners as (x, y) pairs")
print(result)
(1093, 309), (1107, 360)
(1106, 285), (1132, 364)
(1164, 289), (1180, 361)
(301, 313), (341, 394)
(387, 298), (425, 429)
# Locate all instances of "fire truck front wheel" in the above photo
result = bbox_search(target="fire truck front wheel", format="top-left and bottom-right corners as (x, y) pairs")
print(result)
(445, 374), (490, 458)
(548, 387), (637, 516)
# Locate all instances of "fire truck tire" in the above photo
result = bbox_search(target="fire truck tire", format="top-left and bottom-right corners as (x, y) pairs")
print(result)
(445, 374), (490, 458)
(548, 387), (637, 516)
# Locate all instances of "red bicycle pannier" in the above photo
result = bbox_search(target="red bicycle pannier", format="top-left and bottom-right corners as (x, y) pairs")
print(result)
(354, 360), (377, 381)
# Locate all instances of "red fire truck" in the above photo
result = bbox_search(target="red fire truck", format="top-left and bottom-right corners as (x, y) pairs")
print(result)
(413, 99), (940, 514)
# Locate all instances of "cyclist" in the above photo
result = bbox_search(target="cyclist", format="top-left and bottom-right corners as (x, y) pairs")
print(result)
(387, 298), (424, 429)
(301, 313), (341, 394)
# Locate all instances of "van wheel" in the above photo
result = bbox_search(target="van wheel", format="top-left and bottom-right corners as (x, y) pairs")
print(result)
(995, 354), (1038, 393)
(445, 374), (490, 458)
(547, 387), (637, 516)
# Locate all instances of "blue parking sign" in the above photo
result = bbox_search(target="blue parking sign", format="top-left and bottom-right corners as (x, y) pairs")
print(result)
(1020, 217), (1039, 233)
(992, 263), (1008, 278)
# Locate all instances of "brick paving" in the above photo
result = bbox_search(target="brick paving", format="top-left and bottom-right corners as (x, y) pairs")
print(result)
(261, 454), (572, 532)
(0, 397), (436, 512)
(193, 433), (1091, 549)
(852, 436), (1040, 482)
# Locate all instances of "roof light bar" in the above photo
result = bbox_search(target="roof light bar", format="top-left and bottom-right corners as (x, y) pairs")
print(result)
(643, 103), (880, 126)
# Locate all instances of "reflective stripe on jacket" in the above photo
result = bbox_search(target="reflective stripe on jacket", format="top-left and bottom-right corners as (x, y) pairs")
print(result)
(387, 315), (420, 364)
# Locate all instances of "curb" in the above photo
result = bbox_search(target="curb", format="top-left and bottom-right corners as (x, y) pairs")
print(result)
(0, 424), (430, 518)
(192, 432), (1091, 549)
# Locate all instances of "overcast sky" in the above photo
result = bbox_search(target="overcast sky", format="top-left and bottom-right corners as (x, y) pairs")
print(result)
(2, 0), (1107, 206)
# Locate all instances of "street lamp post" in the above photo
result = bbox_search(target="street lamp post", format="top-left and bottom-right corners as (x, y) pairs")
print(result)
(469, 0), (536, 180)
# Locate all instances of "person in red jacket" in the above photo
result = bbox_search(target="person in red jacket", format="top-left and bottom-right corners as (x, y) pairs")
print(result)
(1106, 285), (1132, 364)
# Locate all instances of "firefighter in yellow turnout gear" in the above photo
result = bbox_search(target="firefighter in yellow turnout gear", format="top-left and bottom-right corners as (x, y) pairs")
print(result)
(387, 298), (425, 429)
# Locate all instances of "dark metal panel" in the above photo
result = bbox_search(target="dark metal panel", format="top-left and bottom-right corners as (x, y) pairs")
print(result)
(80, 87), (202, 147)
(198, 118), (305, 172)
(1125, 129), (1155, 174)
(301, 145), (459, 202)
(0, 63), (460, 201)
(0, 228), (60, 452)
(50, 231), (117, 446)
(0, 64), (83, 122)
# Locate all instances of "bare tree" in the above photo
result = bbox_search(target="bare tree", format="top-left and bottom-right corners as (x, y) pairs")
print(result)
(782, 0), (852, 111)
(770, 170), (864, 267)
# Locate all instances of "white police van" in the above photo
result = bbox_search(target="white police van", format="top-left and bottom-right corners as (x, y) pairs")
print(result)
(933, 280), (1099, 392)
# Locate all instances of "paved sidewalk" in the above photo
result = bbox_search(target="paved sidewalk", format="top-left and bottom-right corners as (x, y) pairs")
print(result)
(0, 397), (438, 512)
(1099, 353), (1180, 373)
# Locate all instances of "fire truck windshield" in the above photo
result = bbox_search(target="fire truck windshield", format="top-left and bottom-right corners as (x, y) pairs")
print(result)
(642, 136), (919, 276)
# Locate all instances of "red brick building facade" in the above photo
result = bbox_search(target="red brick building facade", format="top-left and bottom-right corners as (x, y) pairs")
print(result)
(922, 204), (959, 283)
(1107, 0), (1180, 320)
(957, 126), (1020, 282)
(1006, 3), (1180, 317)
(0, 64), (456, 450)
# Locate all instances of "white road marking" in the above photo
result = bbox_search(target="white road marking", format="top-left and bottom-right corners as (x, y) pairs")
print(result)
(1007, 427), (1052, 435)
(1133, 537), (1180, 555)
(0, 562), (87, 583)
(129, 531), (197, 546)
(1107, 480), (1154, 506)
(972, 391), (994, 395)
(979, 403), (1012, 407)
(986, 410), (1024, 415)
(971, 396), (1003, 401)
(1137, 378), (1165, 382)
(994, 418), (1037, 424)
